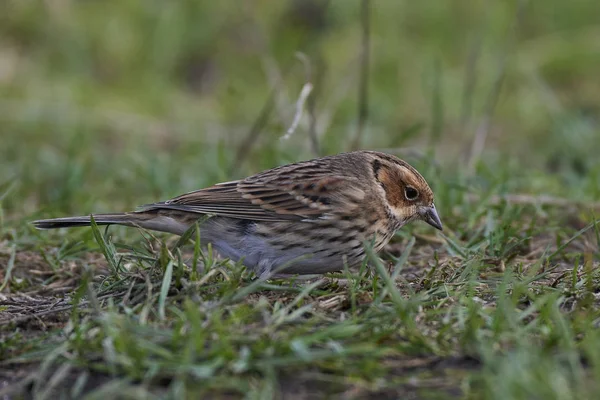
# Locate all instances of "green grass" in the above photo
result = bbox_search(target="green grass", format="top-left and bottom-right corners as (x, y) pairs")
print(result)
(1, 1), (600, 398)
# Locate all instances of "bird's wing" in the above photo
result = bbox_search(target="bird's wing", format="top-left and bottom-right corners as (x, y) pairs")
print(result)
(140, 165), (366, 222)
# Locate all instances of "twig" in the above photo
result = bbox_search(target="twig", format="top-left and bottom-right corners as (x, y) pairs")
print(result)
(467, 0), (527, 172)
(351, 0), (370, 150)
(280, 83), (313, 141)
(0, 303), (76, 326)
(0, 292), (125, 327)
(280, 54), (315, 142)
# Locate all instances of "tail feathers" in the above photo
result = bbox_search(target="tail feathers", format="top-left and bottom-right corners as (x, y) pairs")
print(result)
(33, 211), (191, 235)
(32, 213), (134, 230)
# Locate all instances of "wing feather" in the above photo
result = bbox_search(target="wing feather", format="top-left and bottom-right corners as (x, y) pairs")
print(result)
(139, 163), (366, 221)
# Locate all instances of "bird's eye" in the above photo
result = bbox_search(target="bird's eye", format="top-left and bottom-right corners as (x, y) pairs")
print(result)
(404, 186), (419, 201)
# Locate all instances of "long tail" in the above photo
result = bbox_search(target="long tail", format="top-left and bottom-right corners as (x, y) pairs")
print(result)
(33, 213), (140, 230)
(32, 211), (191, 235)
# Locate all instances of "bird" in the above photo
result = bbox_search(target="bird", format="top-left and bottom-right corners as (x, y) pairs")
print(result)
(33, 151), (442, 277)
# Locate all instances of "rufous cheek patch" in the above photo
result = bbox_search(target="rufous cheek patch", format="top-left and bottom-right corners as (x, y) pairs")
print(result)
(377, 166), (406, 208)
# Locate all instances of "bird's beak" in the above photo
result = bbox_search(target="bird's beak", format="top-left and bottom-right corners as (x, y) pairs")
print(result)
(420, 204), (443, 231)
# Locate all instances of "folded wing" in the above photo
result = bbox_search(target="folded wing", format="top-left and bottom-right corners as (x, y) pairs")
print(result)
(139, 165), (365, 222)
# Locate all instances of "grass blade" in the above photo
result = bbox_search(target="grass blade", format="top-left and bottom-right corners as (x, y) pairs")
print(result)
(0, 244), (17, 292)
(158, 260), (174, 321)
(548, 219), (600, 260)
(90, 215), (120, 275)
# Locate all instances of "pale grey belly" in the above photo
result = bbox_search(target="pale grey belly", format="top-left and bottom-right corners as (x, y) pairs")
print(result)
(198, 217), (365, 277)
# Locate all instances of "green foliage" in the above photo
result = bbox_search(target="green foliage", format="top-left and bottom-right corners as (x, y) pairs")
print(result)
(1, 1), (599, 398)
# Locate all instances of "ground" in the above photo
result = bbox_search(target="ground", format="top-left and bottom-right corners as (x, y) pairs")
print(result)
(1, 1), (600, 399)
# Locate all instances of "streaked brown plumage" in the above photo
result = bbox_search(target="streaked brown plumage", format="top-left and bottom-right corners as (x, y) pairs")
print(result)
(33, 151), (442, 277)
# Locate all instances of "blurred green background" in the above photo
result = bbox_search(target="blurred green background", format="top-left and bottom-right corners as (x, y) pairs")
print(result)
(1, 0), (599, 223)
(2, 3), (600, 397)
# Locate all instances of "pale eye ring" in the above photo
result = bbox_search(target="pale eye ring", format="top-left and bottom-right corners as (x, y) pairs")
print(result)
(404, 186), (419, 201)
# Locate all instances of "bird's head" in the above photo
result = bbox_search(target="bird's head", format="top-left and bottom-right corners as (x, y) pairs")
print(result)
(368, 152), (443, 231)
